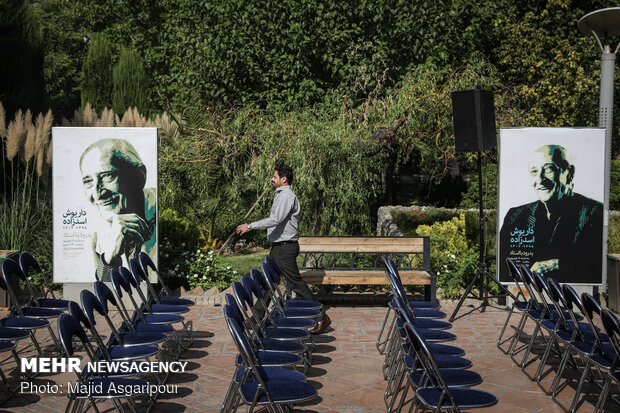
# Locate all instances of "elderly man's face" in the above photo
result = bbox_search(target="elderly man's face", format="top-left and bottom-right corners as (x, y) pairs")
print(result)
(80, 148), (127, 220)
(528, 150), (571, 203)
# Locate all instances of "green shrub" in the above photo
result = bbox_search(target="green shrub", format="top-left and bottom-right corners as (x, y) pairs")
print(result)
(158, 209), (204, 289)
(415, 214), (476, 298)
(187, 249), (239, 291)
(609, 214), (620, 254)
(610, 160), (620, 211)
(392, 208), (459, 235)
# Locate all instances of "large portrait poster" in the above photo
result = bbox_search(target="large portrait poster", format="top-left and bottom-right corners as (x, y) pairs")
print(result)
(53, 127), (158, 283)
(497, 127), (605, 285)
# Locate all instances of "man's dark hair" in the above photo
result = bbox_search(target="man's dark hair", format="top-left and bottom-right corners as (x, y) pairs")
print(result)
(275, 165), (294, 185)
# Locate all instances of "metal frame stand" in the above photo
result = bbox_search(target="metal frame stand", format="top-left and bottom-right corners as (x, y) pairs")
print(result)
(449, 151), (516, 322)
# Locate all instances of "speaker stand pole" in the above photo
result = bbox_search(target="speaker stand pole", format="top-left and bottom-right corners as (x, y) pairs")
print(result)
(449, 151), (516, 322)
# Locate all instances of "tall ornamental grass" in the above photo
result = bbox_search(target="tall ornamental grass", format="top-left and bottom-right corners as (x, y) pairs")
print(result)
(0, 102), (53, 256)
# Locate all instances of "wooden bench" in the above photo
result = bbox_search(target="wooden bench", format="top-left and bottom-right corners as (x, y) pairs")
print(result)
(298, 236), (436, 302)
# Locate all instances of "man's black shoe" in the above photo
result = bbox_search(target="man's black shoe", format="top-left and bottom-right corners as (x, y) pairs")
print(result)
(309, 314), (331, 334)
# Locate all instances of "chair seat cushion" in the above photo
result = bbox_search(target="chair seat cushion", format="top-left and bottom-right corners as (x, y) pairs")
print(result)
(235, 366), (306, 383)
(112, 332), (167, 346)
(416, 328), (457, 342)
(281, 308), (321, 319)
(416, 387), (497, 408)
(0, 341), (16, 352)
(403, 342), (465, 357)
(72, 378), (149, 398)
(283, 300), (321, 310)
(267, 317), (314, 329)
(146, 304), (189, 315)
(240, 380), (317, 404)
(405, 354), (472, 370)
(142, 313), (184, 324)
(1, 316), (49, 329)
(133, 321), (174, 334)
(411, 319), (451, 330)
(264, 328), (310, 341)
(158, 296), (195, 306)
(35, 298), (70, 309)
(102, 345), (159, 360)
(236, 350), (301, 367)
(0, 326), (31, 340)
(259, 338), (305, 353)
(21, 307), (63, 318)
(410, 368), (482, 387)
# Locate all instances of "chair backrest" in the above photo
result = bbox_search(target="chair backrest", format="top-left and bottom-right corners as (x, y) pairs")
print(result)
(0, 259), (27, 315)
(581, 293), (607, 351)
(529, 271), (556, 321)
(57, 313), (90, 357)
(127, 261), (154, 311)
(80, 289), (105, 326)
(519, 265), (544, 310)
(110, 269), (127, 299)
(264, 255), (281, 284)
(403, 321), (457, 405)
(250, 269), (270, 296)
(601, 310), (620, 359)
(224, 306), (269, 393)
(506, 258), (527, 301)
(546, 278), (573, 330)
(116, 267), (148, 322)
(19, 251), (42, 277)
(68, 300), (92, 330)
(94, 281), (117, 313)
(261, 261), (279, 291)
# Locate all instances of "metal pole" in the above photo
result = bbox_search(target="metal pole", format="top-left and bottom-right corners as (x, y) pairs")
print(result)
(600, 49), (615, 292)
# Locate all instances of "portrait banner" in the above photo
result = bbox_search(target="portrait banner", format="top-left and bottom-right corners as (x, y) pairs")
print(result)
(53, 127), (158, 283)
(497, 127), (606, 285)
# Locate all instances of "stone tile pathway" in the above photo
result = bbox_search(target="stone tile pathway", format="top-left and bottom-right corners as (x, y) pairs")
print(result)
(0, 300), (618, 412)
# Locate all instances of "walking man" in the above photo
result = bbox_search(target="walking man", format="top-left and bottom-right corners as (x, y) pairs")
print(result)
(236, 165), (331, 333)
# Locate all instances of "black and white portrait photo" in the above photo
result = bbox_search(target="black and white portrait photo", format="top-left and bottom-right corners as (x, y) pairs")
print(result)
(497, 128), (606, 285)
(53, 128), (158, 283)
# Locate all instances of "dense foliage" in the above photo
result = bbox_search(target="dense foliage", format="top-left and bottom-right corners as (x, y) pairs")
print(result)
(3, 0), (620, 290)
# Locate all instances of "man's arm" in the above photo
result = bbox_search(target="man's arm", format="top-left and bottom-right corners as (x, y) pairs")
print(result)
(236, 191), (294, 235)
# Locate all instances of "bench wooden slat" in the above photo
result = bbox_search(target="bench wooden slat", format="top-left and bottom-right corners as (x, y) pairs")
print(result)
(300, 269), (431, 285)
(299, 237), (425, 253)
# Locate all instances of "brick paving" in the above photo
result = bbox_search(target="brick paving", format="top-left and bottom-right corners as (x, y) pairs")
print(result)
(0, 299), (618, 412)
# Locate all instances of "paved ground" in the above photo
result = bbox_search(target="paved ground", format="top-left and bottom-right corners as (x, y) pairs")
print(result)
(0, 299), (618, 412)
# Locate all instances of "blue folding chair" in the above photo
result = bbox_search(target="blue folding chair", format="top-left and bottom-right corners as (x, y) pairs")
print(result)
(595, 310), (620, 412)
(57, 313), (154, 413)
(138, 252), (194, 307)
(404, 321), (497, 412)
(0, 259), (60, 356)
(128, 260), (194, 345)
(225, 310), (317, 412)
(18, 252), (69, 310)
(222, 304), (306, 412)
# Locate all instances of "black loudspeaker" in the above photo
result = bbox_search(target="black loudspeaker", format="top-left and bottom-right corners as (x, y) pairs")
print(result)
(451, 89), (497, 152)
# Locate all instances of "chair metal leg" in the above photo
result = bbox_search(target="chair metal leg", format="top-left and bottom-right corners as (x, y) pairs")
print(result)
(497, 305), (518, 354)
(377, 308), (395, 355)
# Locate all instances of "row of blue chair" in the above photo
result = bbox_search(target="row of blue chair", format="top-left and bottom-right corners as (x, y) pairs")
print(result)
(57, 253), (199, 413)
(499, 258), (620, 412)
(221, 256), (322, 413)
(381, 257), (498, 412)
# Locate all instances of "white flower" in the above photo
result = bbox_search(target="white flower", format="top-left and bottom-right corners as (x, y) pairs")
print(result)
(227, 266), (231, 270)
(202, 276), (207, 280)
(193, 274), (198, 278)
(196, 249), (200, 253)
(450, 254), (456, 259)
(209, 250), (214, 255)
(437, 271), (441, 275)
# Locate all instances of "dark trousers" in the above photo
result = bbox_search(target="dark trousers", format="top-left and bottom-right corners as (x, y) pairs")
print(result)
(270, 242), (324, 320)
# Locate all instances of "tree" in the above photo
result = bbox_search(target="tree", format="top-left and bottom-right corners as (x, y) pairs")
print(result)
(80, 33), (114, 111)
(0, 0), (46, 115)
(112, 47), (151, 116)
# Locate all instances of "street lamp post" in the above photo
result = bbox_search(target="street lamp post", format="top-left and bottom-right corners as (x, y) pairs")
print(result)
(578, 8), (620, 290)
